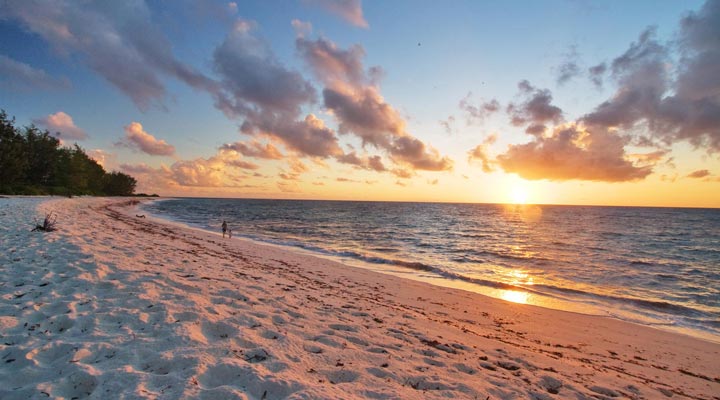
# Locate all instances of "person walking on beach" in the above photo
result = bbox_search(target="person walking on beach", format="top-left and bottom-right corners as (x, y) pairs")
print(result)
(222, 220), (228, 238)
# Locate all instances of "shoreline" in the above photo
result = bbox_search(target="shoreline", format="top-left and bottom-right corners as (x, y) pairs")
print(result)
(141, 198), (720, 344)
(1, 197), (718, 399)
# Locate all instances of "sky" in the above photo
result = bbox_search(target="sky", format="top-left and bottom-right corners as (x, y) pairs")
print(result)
(1, 0), (719, 207)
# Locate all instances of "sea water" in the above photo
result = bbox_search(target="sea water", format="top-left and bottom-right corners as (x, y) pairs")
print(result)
(143, 198), (720, 341)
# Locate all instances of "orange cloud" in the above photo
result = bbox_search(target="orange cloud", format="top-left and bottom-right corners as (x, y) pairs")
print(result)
(221, 140), (284, 159)
(496, 125), (653, 182)
(123, 122), (175, 156)
(120, 149), (259, 191)
(686, 169), (711, 178)
(468, 134), (498, 173)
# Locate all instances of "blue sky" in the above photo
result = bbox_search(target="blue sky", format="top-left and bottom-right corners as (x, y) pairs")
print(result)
(1, 0), (718, 206)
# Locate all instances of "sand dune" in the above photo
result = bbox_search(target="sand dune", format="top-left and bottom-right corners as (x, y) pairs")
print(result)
(1, 197), (718, 399)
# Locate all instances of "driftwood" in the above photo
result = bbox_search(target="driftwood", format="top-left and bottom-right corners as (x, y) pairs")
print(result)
(32, 212), (57, 232)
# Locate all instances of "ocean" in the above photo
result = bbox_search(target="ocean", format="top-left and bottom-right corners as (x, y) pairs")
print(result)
(143, 198), (720, 341)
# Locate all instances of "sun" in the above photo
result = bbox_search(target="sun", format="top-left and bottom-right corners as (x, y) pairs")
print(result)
(510, 186), (529, 204)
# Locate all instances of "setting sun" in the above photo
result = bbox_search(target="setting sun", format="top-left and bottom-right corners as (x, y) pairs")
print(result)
(510, 186), (529, 204)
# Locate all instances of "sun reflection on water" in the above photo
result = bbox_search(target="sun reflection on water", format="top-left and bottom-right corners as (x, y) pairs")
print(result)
(500, 290), (529, 304)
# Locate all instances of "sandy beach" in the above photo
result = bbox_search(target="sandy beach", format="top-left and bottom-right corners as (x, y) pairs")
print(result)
(1, 197), (718, 399)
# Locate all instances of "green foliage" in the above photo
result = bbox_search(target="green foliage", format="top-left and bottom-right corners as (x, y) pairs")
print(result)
(103, 172), (137, 196)
(0, 110), (137, 196)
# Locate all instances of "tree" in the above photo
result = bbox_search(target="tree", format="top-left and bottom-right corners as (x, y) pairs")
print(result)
(0, 109), (139, 196)
(23, 125), (60, 188)
(0, 111), (27, 192)
(103, 172), (137, 196)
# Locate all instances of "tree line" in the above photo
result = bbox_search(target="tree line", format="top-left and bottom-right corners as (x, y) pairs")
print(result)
(0, 110), (137, 196)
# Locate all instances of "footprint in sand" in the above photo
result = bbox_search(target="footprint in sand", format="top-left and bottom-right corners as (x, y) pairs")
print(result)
(202, 321), (237, 341)
(26, 342), (76, 366)
(302, 343), (325, 354)
(538, 375), (563, 394)
(454, 363), (478, 375)
(423, 357), (446, 367)
(323, 369), (360, 384)
(199, 362), (255, 389)
(328, 323), (358, 332)
(260, 329), (283, 340)
(54, 369), (98, 399)
(589, 385), (619, 397)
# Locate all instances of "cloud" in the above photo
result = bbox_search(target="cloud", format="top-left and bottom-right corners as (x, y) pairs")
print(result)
(556, 61), (580, 85)
(389, 136), (452, 171)
(241, 113), (343, 158)
(392, 168), (413, 179)
(220, 140), (284, 159)
(2, 1), (217, 110)
(556, 47), (582, 85)
(87, 149), (118, 170)
(0, 54), (70, 92)
(33, 111), (87, 140)
(335, 152), (387, 171)
(288, 158), (309, 174)
(226, 159), (260, 170)
(296, 35), (368, 88)
(336, 177), (360, 183)
(119, 163), (157, 175)
(297, 34), (453, 172)
(123, 122), (175, 156)
(213, 21), (352, 161)
(439, 116), (455, 135)
(507, 80), (563, 133)
(468, 134), (498, 173)
(213, 20), (316, 118)
(121, 149), (258, 190)
(304, 0), (368, 28)
(687, 169), (711, 178)
(582, 1), (720, 151)
(459, 92), (500, 125)
(489, 1), (719, 183)
(588, 62), (607, 88)
(291, 19), (313, 38)
(496, 124), (653, 182)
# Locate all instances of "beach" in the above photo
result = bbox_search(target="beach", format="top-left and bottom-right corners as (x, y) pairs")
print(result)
(1, 197), (718, 399)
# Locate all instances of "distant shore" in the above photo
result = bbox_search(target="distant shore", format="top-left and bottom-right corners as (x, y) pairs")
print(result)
(1, 197), (718, 399)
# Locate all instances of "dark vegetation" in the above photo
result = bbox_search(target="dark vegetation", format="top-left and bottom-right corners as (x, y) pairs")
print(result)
(0, 110), (138, 196)
(32, 212), (57, 232)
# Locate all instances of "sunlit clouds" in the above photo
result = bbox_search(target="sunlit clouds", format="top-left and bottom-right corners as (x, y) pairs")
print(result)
(1, 0), (719, 205)
(122, 122), (175, 157)
(33, 111), (86, 140)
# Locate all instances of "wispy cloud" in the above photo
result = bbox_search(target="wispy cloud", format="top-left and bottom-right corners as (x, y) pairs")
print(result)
(459, 93), (500, 125)
(220, 140), (284, 159)
(0, 54), (70, 92)
(304, 0), (369, 28)
(3, 1), (217, 110)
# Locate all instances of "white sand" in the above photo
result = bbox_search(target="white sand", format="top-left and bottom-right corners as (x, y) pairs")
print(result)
(1, 197), (718, 399)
